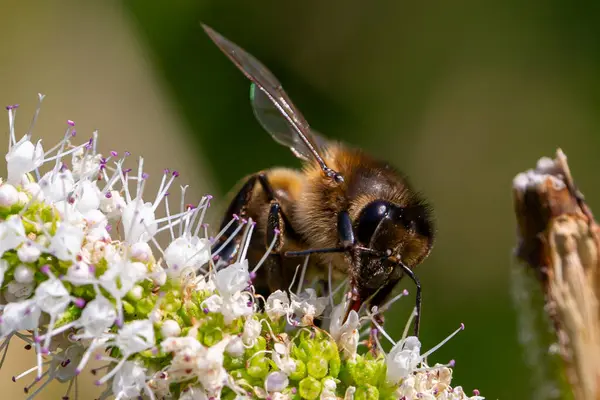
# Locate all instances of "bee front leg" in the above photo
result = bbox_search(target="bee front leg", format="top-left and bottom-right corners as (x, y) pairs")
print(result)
(256, 174), (296, 297)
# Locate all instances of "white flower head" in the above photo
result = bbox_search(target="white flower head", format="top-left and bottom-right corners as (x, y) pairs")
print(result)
(71, 147), (102, 180)
(162, 336), (207, 381)
(179, 386), (210, 400)
(99, 260), (147, 299)
(100, 190), (126, 220)
(202, 294), (223, 314)
(23, 181), (44, 202)
(290, 288), (328, 325)
(272, 342), (296, 375)
(196, 337), (230, 394)
(39, 169), (74, 203)
(6, 134), (44, 183)
(0, 215), (27, 257)
(220, 292), (253, 324)
(17, 241), (41, 263)
(66, 261), (94, 284)
(121, 198), (157, 243)
(321, 378), (338, 399)
(387, 323), (465, 384)
(214, 260), (250, 297)
(225, 335), (245, 357)
(0, 299), (41, 336)
(14, 264), (35, 283)
(79, 295), (117, 338)
(329, 301), (360, 359)
(0, 259), (8, 287)
(111, 361), (149, 400)
(265, 371), (289, 392)
(74, 180), (102, 214)
(160, 319), (181, 338)
(35, 277), (71, 315)
(265, 290), (290, 321)
(116, 320), (155, 355)
(242, 318), (261, 346)
(53, 200), (85, 227)
(0, 183), (18, 207)
(130, 241), (153, 262)
(48, 221), (84, 261)
(163, 235), (211, 278)
(386, 336), (422, 384)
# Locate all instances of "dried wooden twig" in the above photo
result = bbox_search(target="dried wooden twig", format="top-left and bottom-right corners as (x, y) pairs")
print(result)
(513, 149), (600, 400)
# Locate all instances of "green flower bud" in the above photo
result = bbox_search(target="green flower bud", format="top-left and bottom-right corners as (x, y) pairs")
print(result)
(224, 354), (244, 370)
(288, 359), (307, 381)
(299, 376), (322, 400)
(293, 343), (309, 362)
(245, 336), (266, 357)
(136, 297), (154, 316)
(220, 389), (237, 400)
(122, 300), (135, 316)
(163, 290), (182, 313)
(355, 384), (379, 400)
(350, 356), (379, 386)
(339, 360), (356, 386)
(247, 355), (270, 379)
(178, 302), (201, 325)
(320, 339), (337, 360)
(307, 357), (328, 379)
(230, 368), (252, 382)
(329, 354), (341, 378)
(202, 329), (223, 346)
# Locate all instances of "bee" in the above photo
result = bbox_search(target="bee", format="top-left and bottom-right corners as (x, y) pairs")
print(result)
(203, 25), (434, 335)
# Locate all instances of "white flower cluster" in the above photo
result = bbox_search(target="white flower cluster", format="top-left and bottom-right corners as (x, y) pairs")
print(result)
(0, 98), (484, 400)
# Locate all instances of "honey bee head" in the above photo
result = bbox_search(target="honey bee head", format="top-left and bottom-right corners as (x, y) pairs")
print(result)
(353, 199), (434, 292)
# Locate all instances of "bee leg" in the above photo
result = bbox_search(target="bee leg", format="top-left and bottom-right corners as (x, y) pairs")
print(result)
(212, 175), (258, 266)
(258, 174), (293, 296)
(372, 264), (422, 337)
(397, 264), (422, 337)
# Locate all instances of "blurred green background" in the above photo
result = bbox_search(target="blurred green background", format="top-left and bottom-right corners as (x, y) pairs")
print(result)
(3, 1), (600, 398)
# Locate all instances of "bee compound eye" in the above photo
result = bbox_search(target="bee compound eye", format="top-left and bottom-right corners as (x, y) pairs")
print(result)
(356, 200), (393, 244)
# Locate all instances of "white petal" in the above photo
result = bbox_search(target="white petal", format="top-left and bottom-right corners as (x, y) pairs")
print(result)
(0, 184), (18, 207)
(121, 198), (157, 243)
(265, 371), (289, 392)
(214, 261), (249, 297)
(116, 320), (155, 354)
(48, 222), (84, 261)
(80, 295), (117, 337)
(0, 215), (26, 256)
(0, 299), (41, 336)
(35, 279), (71, 314)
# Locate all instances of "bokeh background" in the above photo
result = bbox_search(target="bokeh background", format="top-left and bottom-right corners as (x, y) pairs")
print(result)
(2, 1), (600, 398)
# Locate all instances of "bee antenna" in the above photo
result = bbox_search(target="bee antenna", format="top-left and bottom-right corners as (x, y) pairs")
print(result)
(395, 259), (422, 337)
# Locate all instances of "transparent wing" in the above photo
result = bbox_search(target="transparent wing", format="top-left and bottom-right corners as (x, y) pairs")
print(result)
(250, 84), (328, 160)
(203, 24), (338, 177)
